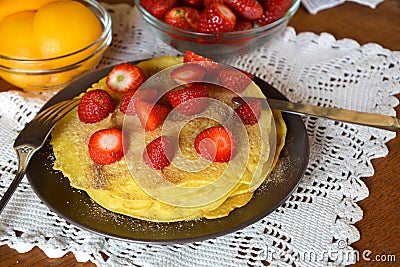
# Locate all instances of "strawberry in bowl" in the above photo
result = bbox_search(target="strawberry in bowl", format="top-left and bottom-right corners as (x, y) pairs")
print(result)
(135, 0), (300, 59)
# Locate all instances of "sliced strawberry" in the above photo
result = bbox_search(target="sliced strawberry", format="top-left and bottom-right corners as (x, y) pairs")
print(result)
(143, 136), (175, 170)
(167, 84), (208, 115)
(170, 63), (206, 84)
(195, 126), (237, 162)
(224, 0), (263, 20)
(197, 2), (236, 33)
(234, 98), (261, 125)
(135, 100), (169, 131)
(255, 0), (292, 26)
(78, 89), (115, 123)
(106, 63), (146, 94)
(183, 50), (212, 64)
(139, 0), (178, 19)
(218, 67), (253, 93)
(183, 50), (221, 73)
(119, 88), (158, 115)
(88, 128), (124, 165)
(164, 6), (201, 30)
(234, 18), (254, 31)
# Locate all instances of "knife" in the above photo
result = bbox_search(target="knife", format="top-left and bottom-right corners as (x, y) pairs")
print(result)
(232, 97), (400, 132)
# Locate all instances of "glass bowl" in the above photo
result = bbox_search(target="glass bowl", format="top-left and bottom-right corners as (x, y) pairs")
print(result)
(135, 0), (300, 60)
(0, 0), (112, 92)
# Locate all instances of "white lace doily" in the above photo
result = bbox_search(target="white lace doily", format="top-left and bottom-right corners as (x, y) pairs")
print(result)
(301, 0), (384, 14)
(0, 3), (399, 266)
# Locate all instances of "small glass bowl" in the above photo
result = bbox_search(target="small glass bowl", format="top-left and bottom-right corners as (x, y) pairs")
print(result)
(135, 0), (300, 60)
(0, 0), (112, 92)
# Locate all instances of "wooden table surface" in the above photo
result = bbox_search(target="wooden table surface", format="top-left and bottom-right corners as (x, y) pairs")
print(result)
(1, 0), (399, 266)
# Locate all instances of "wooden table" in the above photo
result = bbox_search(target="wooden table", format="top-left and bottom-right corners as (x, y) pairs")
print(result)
(1, 1), (399, 266)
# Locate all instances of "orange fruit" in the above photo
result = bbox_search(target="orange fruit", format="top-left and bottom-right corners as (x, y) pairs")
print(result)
(0, 0), (105, 91)
(0, 0), (69, 22)
(34, 0), (102, 58)
(0, 11), (40, 59)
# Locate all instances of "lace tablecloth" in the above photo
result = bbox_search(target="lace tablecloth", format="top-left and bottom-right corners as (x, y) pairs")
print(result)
(301, 0), (384, 14)
(0, 3), (399, 266)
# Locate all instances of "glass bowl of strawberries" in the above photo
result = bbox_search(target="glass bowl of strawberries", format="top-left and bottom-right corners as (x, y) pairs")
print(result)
(135, 0), (300, 60)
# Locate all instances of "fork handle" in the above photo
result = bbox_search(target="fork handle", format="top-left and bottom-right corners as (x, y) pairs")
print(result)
(0, 146), (35, 214)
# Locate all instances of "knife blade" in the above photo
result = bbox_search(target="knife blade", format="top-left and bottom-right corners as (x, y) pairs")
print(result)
(232, 97), (400, 132)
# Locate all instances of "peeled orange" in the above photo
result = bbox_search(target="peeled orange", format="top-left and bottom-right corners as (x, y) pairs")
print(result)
(34, 0), (102, 58)
(0, 0), (68, 22)
(0, 11), (39, 59)
(0, 0), (105, 91)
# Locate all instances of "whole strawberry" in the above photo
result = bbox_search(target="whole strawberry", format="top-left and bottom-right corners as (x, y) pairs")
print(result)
(224, 0), (263, 20)
(203, 0), (225, 7)
(256, 0), (292, 26)
(139, 0), (178, 19)
(183, 0), (203, 7)
(164, 6), (201, 30)
(88, 128), (124, 165)
(143, 136), (175, 170)
(197, 2), (236, 33)
(78, 89), (115, 123)
(234, 18), (254, 31)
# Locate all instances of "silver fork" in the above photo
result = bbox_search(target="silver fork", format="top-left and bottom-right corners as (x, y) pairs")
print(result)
(0, 98), (79, 214)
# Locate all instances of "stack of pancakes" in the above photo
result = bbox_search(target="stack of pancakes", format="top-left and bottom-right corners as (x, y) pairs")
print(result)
(50, 56), (287, 222)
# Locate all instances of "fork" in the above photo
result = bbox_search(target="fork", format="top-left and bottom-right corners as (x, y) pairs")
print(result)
(0, 98), (79, 214)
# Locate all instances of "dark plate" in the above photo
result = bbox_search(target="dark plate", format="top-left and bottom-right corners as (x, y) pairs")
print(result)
(26, 59), (309, 244)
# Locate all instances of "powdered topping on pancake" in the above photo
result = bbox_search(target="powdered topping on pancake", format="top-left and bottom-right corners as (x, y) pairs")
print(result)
(50, 54), (287, 222)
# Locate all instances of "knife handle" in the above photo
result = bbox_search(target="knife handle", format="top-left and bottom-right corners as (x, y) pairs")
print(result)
(233, 97), (400, 132)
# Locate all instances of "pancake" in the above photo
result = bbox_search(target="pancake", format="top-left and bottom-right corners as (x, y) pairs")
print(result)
(50, 56), (287, 222)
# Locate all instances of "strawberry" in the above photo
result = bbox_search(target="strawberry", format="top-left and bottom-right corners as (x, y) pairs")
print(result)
(167, 84), (208, 115)
(88, 128), (124, 165)
(240, 69), (255, 80)
(195, 126), (237, 162)
(183, 50), (212, 64)
(256, 0), (292, 26)
(143, 136), (175, 170)
(218, 67), (253, 93)
(183, 0), (203, 8)
(203, 0), (226, 8)
(164, 6), (201, 30)
(78, 89), (115, 123)
(197, 2), (236, 33)
(234, 98), (261, 125)
(183, 50), (221, 73)
(170, 63), (206, 84)
(119, 88), (158, 115)
(106, 63), (146, 94)
(234, 18), (254, 31)
(224, 0), (263, 20)
(139, 0), (178, 19)
(134, 100), (169, 131)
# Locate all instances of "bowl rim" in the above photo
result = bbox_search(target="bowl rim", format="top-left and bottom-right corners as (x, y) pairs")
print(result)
(134, 0), (300, 39)
(0, 0), (112, 63)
